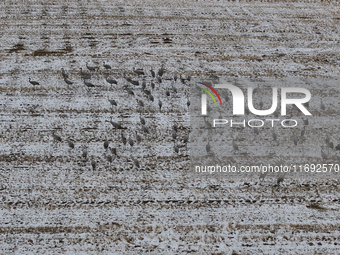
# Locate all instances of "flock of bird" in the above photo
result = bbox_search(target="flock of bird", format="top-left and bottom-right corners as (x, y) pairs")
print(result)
(31, 61), (192, 170)
(28, 63), (340, 184)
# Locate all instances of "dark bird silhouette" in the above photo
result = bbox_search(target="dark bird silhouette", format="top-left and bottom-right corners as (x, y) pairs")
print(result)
(277, 173), (285, 185)
(133, 67), (145, 76)
(206, 141), (211, 154)
(125, 87), (135, 96)
(80, 68), (91, 80)
(150, 69), (155, 78)
(132, 156), (140, 169)
(82, 147), (88, 160)
(135, 131), (142, 144)
(107, 96), (117, 107)
(259, 172), (268, 182)
(157, 76), (162, 83)
(125, 77), (139, 86)
(61, 68), (69, 79)
(158, 100), (162, 110)
(187, 99), (190, 108)
(106, 117), (123, 129)
(29, 77), (39, 86)
(121, 132), (127, 146)
(110, 147), (117, 156)
(128, 137), (134, 148)
(68, 140), (75, 149)
(52, 131), (62, 143)
(103, 62), (111, 69)
(137, 99), (144, 107)
(64, 77), (73, 86)
(148, 94), (154, 102)
(83, 79), (95, 88)
(91, 157), (97, 170)
(232, 138), (239, 151)
(142, 125), (149, 134)
(86, 62), (97, 72)
(105, 76), (117, 88)
(158, 67), (164, 77)
(104, 139), (109, 150)
(172, 130), (177, 141)
(140, 116), (146, 125)
(166, 90), (170, 97)
(174, 73), (178, 81)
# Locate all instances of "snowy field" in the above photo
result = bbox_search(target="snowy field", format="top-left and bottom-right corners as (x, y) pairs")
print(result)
(1, 0), (340, 254)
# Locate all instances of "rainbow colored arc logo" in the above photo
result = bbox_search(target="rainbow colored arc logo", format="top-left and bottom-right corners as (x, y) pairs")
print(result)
(196, 82), (223, 106)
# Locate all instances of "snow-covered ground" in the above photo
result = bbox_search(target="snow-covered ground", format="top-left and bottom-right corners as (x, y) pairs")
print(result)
(0, 0), (340, 254)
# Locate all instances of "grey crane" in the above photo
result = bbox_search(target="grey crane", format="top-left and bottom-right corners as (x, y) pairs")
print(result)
(148, 94), (154, 102)
(83, 79), (95, 88)
(141, 80), (146, 90)
(80, 68), (91, 80)
(232, 138), (239, 152)
(131, 156), (140, 169)
(166, 90), (170, 97)
(104, 139), (109, 150)
(52, 131), (62, 143)
(29, 77), (40, 86)
(301, 126), (306, 137)
(133, 67), (145, 76)
(110, 147), (117, 156)
(150, 69), (155, 78)
(106, 117), (123, 129)
(158, 67), (164, 77)
(106, 155), (113, 165)
(107, 97), (117, 108)
(321, 146), (328, 161)
(125, 77), (139, 86)
(174, 73), (178, 81)
(335, 144), (340, 151)
(135, 131), (142, 144)
(272, 130), (277, 141)
(91, 157), (97, 170)
(142, 125), (149, 134)
(82, 147), (88, 160)
(174, 145), (179, 154)
(64, 77), (73, 86)
(137, 99), (144, 107)
(158, 100), (162, 111)
(86, 62), (97, 72)
(277, 173), (286, 185)
(320, 98), (326, 111)
(157, 76), (162, 83)
(303, 118), (309, 126)
(140, 115), (146, 125)
(187, 99), (190, 108)
(206, 141), (211, 154)
(121, 132), (127, 146)
(105, 76), (117, 89)
(173, 123), (178, 132)
(68, 140), (75, 149)
(292, 134), (298, 146)
(172, 130), (177, 142)
(103, 62), (111, 69)
(125, 87), (135, 96)
(259, 171), (268, 182)
(128, 136), (134, 148)
(61, 68), (69, 79)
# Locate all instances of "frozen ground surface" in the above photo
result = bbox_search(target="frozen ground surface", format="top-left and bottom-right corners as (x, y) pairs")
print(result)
(0, 0), (340, 254)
